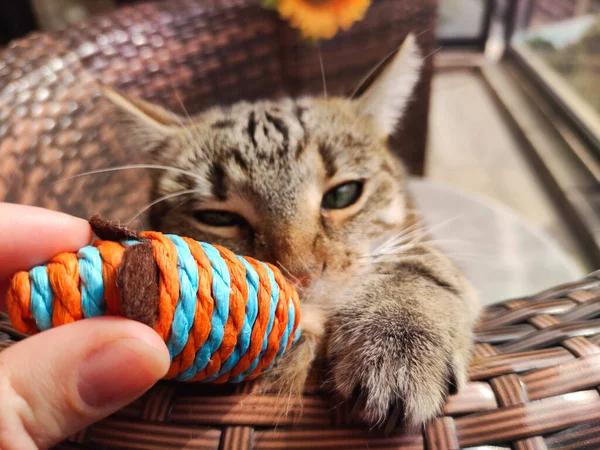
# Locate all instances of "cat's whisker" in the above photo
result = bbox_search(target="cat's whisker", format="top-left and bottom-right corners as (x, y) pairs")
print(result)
(364, 249), (505, 270)
(318, 47), (328, 101)
(172, 89), (194, 124)
(416, 238), (477, 249)
(276, 261), (305, 291)
(415, 28), (432, 38)
(382, 223), (424, 246)
(373, 223), (421, 250)
(349, 29), (436, 101)
(172, 88), (206, 157)
(371, 222), (426, 256)
(440, 253), (506, 269)
(377, 215), (465, 250)
(52, 164), (204, 185)
(126, 188), (200, 225)
(419, 215), (464, 237)
(421, 46), (442, 63)
(350, 43), (408, 99)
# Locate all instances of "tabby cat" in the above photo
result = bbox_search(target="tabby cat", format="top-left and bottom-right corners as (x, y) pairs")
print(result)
(105, 34), (481, 428)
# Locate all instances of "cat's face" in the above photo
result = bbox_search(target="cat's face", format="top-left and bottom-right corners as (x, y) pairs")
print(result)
(107, 35), (422, 295)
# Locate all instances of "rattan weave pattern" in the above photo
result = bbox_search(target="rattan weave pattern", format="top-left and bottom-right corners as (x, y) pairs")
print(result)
(0, 0), (436, 224)
(2, 272), (600, 449)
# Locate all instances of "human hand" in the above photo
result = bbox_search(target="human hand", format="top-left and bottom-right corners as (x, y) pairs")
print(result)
(0, 203), (170, 450)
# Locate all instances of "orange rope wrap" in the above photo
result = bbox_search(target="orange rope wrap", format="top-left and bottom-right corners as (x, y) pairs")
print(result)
(6, 272), (35, 334)
(94, 240), (125, 316)
(164, 238), (214, 379)
(227, 257), (273, 380)
(5, 231), (301, 384)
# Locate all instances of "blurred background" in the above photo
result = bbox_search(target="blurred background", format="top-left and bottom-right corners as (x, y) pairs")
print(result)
(0, 0), (599, 302)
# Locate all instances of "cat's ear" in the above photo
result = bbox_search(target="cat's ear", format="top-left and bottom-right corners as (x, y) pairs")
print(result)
(356, 33), (423, 137)
(101, 85), (181, 152)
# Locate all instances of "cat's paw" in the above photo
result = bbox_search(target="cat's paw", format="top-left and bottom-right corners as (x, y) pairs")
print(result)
(327, 306), (472, 428)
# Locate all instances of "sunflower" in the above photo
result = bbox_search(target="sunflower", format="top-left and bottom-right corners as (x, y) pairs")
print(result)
(273, 0), (372, 40)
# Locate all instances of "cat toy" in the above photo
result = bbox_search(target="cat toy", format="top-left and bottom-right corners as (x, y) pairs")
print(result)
(6, 216), (301, 384)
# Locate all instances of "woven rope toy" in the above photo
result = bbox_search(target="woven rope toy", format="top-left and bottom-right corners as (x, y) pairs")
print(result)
(6, 216), (301, 384)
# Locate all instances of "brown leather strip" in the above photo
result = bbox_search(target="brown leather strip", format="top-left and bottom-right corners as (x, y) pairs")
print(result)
(116, 240), (159, 328)
(253, 429), (423, 449)
(483, 300), (576, 329)
(88, 418), (221, 449)
(514, 436), (548, 450)
(141, 385), (176, 422)
(522, 354), (600, 401)
(504, 299), (530, 310)
(475, 305), (508, 327)
(424, 417), (458, 450)
(443, 382), (498, 415)
(221, 426), (253, 450)
(545, 421), (600, 449)
(566, 289), (599, 304)
(528, 278), (600, 303)
(562, 336), (600, 357)
(528, 314), (560, 329)
(331, 400), (353, 427)
(472, 343), (499, 359)
(455, 390), (600, 447)
(490, 374), (529, 407)
(469, 348), (574, 381)
(116, 397), (145, 420)
(476, 324), (537, 344)
(559, 300), (600, 322)
(169, 395), (331, 427)
(497, 320), (600, 353)
(68, 429), (88, 444)
(89, 214), (140, 241)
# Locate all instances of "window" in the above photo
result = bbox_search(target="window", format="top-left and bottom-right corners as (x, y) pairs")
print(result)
(437, 0), (494, 46)
(511, 0), (600, 149)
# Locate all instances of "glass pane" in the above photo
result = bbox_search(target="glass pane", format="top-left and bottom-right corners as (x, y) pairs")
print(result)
(512, 1), (600, 139)
(437, 0), (488, 40)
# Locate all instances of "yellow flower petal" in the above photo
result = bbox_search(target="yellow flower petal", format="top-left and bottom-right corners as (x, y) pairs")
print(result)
(277, 0), (371, 40)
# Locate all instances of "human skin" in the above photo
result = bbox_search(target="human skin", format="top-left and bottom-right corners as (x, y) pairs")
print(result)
(0, 203), (170, 450)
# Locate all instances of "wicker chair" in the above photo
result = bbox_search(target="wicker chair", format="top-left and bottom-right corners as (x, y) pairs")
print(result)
(1, 272), (600, 449)
(3, 1), (600, 449)
(0, 0), (436, 222)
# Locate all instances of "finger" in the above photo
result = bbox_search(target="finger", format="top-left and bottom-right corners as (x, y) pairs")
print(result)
(0, 317), (169, 450)
(0, 203), (92, 307)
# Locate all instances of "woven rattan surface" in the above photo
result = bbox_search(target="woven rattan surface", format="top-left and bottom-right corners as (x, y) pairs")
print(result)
(0, 0), (436, 224)
(2, 272), (600, 449)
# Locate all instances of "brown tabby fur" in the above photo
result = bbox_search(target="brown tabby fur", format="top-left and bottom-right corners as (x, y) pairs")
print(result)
(104, 35), (481, 428)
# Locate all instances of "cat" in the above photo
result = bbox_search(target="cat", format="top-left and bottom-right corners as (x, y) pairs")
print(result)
(104, 34), (481, 428)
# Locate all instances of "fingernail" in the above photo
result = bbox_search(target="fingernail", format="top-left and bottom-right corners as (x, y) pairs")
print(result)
(78, 337), (170, 408)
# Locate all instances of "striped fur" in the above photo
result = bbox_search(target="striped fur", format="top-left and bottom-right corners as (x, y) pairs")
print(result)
(106, 35), (481, 428)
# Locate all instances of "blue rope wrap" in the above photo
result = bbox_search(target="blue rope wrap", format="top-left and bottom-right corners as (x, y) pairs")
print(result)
(29, 265), (53, 331)
(78, 245), (105, 319)
(21, 235), (301, 383)
(177, 242), (230, 381)
(231, 261), (279, 382)
(268, 290), (296, 371)
(166, 235), (199, 360)
(205, 256), (260, 382)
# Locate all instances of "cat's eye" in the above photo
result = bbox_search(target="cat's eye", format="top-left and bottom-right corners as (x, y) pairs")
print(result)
(321, 181), (364, 210)
(193, 210), (247, 227)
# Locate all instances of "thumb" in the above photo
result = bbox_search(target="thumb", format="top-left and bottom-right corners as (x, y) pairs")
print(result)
(0, 317), (170, 450)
